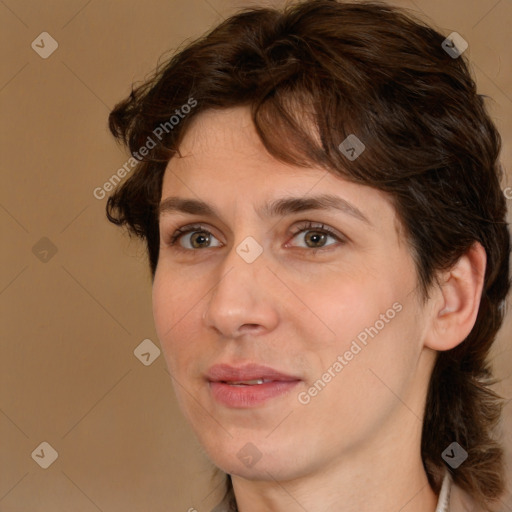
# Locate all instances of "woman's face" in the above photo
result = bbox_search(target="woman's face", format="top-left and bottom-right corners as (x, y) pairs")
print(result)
(152, 106), (435, 481)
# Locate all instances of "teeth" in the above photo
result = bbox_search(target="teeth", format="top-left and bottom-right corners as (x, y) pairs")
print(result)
(228, 379), (269, 386)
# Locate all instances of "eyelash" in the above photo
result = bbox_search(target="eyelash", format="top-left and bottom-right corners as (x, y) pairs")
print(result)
(165, 221), (345, 253)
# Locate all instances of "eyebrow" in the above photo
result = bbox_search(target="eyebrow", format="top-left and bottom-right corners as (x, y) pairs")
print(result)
(158, 193), (371, 224)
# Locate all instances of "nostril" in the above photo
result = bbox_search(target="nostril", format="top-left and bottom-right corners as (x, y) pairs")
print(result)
(240, 323), (263, 333)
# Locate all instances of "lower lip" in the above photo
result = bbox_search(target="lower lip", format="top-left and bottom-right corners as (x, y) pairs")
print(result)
(209, 380), (300, 408)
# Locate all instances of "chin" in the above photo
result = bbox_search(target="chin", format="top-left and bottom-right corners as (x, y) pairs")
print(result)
(201, 438), (311, 482)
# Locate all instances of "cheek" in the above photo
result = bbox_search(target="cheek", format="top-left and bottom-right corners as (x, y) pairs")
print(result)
(310, 268), (399, 338)
(152, 273), (202, 372)
(307, 254), (418, 371)
(306, 301), (421, 431)
(152, 264), (202, 329)
(152, 274), (177, 339)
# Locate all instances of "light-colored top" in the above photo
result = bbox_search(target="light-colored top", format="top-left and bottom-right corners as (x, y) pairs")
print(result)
(211, 471), (454, 512)
(437, 470), (452, 512)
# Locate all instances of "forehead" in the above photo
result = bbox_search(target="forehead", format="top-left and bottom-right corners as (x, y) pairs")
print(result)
(161, 106), (401, 236)
(171, 106), (276, 167)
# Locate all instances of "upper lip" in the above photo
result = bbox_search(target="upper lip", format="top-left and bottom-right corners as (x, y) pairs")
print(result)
(206, 363), (301, 382)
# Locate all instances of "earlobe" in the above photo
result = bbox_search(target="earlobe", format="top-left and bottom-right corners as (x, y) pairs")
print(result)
(424, 242), (487, 351)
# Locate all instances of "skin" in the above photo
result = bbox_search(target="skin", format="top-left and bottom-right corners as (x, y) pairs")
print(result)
(152, 106), (486, 512)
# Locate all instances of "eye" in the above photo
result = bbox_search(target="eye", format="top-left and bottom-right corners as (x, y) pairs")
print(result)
(164, 221), (346, 253)
(166, 224), (221, 251)
(287, 221), (345, 251)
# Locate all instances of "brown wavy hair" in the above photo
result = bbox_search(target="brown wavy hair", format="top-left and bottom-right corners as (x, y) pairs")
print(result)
(105, 0), (511, 508)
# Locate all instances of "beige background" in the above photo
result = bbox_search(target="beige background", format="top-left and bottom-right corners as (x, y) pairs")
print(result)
(1, 0), (511, 510)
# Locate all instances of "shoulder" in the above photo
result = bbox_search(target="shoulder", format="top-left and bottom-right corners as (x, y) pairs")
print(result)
(447, 473), (502, 512)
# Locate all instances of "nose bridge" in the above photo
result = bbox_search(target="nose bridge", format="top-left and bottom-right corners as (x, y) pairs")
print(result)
(203, 233), (277, 337)
(216, 209), (267, 286)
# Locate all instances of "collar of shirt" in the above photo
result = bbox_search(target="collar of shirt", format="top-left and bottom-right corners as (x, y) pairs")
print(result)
(210, 471), (453, 512)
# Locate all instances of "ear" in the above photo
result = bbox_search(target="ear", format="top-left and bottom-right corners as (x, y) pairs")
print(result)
(424, 242), (487, 351)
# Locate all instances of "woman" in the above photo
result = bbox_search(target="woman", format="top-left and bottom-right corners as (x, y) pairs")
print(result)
(105, 1), (510, 510)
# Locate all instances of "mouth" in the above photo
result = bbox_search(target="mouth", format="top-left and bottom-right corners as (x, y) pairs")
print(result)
(206, 363), (301, 408)
(206, 362), (300, 382)
(220, 378), (275, 386)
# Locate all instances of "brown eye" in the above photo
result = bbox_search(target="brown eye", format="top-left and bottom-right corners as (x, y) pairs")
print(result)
(168, 225), (221, 250)
(289, 222), (346, 251)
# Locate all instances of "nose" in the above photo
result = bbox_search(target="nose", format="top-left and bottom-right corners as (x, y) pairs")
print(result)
(202, 240), (280, 339)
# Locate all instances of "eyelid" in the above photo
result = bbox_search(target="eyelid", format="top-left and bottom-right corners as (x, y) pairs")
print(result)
(288, 221), (346, 243)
